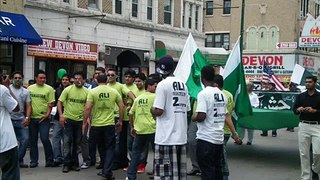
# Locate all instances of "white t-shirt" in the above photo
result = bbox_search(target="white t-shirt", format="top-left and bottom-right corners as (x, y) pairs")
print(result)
(0, 85), (18, 153)
(9, 85), (31, 120)
(153, 76), (190, 145)
(196, 86), (226, 145)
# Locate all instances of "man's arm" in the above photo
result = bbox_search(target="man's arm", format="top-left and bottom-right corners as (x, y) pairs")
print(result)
(127, 91), (136, 101)
(57, 101), (65, 127)
(40, 103), (53, 123)
(151, 107), (164, 117)
(225, 114), (242, 144)
(191, 112), (206, 122)
(116, 100), (125, 132)
(22, 102), (32, 127)
(82, 101), (93, 135)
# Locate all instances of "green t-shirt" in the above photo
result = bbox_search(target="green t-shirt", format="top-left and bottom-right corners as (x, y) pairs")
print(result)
(107, 82), (130, 118)
(87, 85), (122, 127)
(58, 85), (88, 121)
(28, 84), (55, 119)
(135, 89), (145, 97)
(123, 84), (138, 121)
(129, 92), (156, 134)
(222, 89), (235, 135)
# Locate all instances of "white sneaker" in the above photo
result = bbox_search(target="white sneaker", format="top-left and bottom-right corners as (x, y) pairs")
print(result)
(80, 163), (89, 169)
(125, 177), (129, 180)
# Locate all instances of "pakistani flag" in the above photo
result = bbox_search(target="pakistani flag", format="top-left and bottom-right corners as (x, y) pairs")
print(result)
(174, 33), (208, 98)
(223, 37), (252, 119)
(291, 64), (320, 89)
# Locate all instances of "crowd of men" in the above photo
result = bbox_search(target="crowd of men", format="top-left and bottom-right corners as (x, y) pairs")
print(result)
(1, 55), (320, 180)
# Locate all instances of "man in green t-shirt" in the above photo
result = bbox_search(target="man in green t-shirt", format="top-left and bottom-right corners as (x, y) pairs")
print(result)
(127, 79), (157, 180)
(28, 70), (55, 168)
(57, 72), (88, 173)
(83, 74), (124, 180)
(106, 69), (135, 170)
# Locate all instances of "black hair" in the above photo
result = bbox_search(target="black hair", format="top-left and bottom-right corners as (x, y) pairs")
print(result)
(135, 73), (147, 81)
(145, 78), (156, 90)
(28, 79), (35, 84)
(148, 73), (162, 83)
(73, 71), (85, 79)
(124, 69), (136, 77)
(270, 82), (276, 88)
(306, 76), (318, 83)
(96, 67), (106, 73)
(201, 65), (215, 82)
(107, 68), (117, 73)
(213, 75), (224, 88)
(11, 71), (24, 78)
(35, 70), (46, 77)
(61, 74), (70, 79)
(96, 74), (108, 83)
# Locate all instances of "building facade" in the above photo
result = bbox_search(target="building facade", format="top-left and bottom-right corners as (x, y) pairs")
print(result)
(204, 0), (320, 82)
(22, 0), (206, 85)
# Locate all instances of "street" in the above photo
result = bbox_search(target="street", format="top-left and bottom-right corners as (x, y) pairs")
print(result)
(17, 129), (300, 180)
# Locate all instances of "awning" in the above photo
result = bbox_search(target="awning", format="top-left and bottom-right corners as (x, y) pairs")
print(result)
(155, 40), (229, 65)
(0, 11), (42, 45)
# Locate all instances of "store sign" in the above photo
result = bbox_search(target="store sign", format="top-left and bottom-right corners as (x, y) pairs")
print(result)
(299, 13), (320, 47)
(242, 54), (296, 75)
(297, 55), (320, 75)
(245, 74), (291, 82)
(27, 38), (98, 61)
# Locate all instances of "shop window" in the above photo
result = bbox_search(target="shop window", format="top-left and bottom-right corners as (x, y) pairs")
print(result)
(195, 5), (199, 30)
(315, 3), (320, 17)
(300, 0), (309, 18)
(223, 0), (231, 14)
(182, 2), (186, 27)
(205, 33), (230, 50)
(247, 27), (257, 50)
(132, 0), (138, 17)
(188, 4), (192, 29)
(206, 0), (213, 15)
(164, 0), (172, 25)
(88, 0), (99, 9)
(115, 0), (122, 14)
(147, 0), (152, 20)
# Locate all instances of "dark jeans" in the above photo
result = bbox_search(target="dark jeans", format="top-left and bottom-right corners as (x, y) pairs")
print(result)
(81, 134), (91, 165)
(90, 125), (115, 177)
(11, 119), (29, 164)
(29, 118), (53, 165)
(114, 120), (129, 167)
(63, 119), (82, 167)
(127, 134), (155, 180)
(52, 120), (63, 163)
(197, 139), (223, 180)
(0, 147), (20, 180)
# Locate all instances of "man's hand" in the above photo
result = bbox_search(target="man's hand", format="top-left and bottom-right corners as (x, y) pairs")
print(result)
(130, 128), (136, 137)
(297, 107), (305, 113)
(305, 107), (317, 113)
(59, 116), (66, 127)
(22, 118), (30, 127)
(116, 121), (122, 133)
(40, 115), (49, 123)
(2, 75), (10, 88)
(233, 135), (243, 145)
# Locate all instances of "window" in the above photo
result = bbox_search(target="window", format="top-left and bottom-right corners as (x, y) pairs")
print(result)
(132, 0), (138, 17)
(147, 0), (152, 20)
(223, 0), (231, 14)
(182, 2), (186, 27)
(88, 0), (98, 9)
(206, 1), (213, 15)
(195, 6), (199, 30)
(63, 0), (69, 3)
(258, 27), (267, 50)
(188, 4), (192, 29)
(315, 3), (320, 17)
(116, 0), (122, 14)
(268, 26), (279, 50)
(247, 27), (257, 50)
(300, 0), (309, 17)
(205, 33), (230, 50)
(164, 0), (172, 25)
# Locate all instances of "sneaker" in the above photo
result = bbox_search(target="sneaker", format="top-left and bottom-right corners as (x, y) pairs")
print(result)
(19, 163), (29, 168)
(80, 163), (89, 169)
(97, 172), (115, 180)
(29, 163), (38, 168)
(123, 166), (129, 171)
(137, 164), (145, 173)
(272, 134), (277, 137)
(62, 166), (69, 173)
(187, 169), (201, 176)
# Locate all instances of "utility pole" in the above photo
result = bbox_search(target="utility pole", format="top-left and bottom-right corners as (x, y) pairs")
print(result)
(240, 0), (245, 58)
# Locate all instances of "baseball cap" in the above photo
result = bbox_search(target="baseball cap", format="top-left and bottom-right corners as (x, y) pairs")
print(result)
(156, 55), (174, 75)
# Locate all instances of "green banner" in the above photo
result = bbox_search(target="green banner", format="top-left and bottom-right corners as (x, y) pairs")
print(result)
(238, 91), (300, 130)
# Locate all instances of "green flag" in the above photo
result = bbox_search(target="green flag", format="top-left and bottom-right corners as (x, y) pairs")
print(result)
(174, 33), (208, 98)
(223, 37), (252, 119)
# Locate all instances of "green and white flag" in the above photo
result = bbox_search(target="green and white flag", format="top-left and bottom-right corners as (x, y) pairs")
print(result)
(174, 33), (208, 98)
(291, 64), (320, 89)
(223, 37), (252, 119)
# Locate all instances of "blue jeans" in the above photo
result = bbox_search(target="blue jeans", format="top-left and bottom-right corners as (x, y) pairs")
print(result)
(63, 119), (82, 167)
(127, 134), (155, 180)
(0, 147), (20, 180)
(29, 118), (53, 165)
(90, 125), (115, 177)
(114, 120), (129, 167)
(52, 120), (63, 163)
(11, 119), (29, 164)
(197, 139), (223, 180)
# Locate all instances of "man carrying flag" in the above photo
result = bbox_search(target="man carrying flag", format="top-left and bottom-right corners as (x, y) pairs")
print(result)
(262, 60), (285, 91)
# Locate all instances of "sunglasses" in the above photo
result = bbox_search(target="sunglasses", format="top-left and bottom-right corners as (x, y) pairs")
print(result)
(108, 74), (115, 77)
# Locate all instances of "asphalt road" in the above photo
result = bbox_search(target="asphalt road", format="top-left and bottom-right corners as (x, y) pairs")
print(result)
(14, 128), (300, 180)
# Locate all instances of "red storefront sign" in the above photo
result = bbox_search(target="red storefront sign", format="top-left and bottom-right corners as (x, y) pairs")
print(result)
(27, 38), (98, 61)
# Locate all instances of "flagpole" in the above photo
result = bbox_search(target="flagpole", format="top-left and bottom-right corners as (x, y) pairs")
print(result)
(240, 0), (245, 60)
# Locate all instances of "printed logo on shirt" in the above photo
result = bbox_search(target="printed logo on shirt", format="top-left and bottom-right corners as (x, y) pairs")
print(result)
(30, 94), (46, 99)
